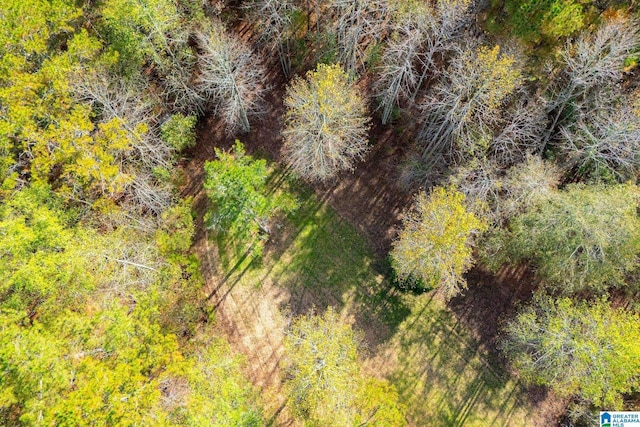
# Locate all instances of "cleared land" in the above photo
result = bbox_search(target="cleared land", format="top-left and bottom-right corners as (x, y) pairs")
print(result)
(188, 163), (560, 426)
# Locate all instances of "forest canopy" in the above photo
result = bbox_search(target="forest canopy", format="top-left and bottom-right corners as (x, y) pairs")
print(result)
(1, 0), (640, 425)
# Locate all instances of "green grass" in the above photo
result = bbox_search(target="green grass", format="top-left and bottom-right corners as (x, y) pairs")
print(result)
(208, 166), (538, 426)
(385, 295), (535, 426)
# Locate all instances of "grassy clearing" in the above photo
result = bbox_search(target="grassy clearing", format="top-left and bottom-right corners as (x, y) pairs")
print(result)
(207, 166), (537, 426)
(375, 294), (535, 426)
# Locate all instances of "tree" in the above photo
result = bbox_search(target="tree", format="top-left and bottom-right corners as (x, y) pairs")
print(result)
(0, 302), (263, 426)
(284, 308), (360, 425)
(485, 183), (640, 294)
(282, 63), (370, 181)
(417, 44), (523, 174)
(98, 0), (207, 111)
(246, 0), (298, 77)
(556, 14), (639, 103)
(375, 24), (425, 125)
(354, 377), (407, 427)
(283, 308), (405, 426)
(500, 0), (593, 44)
(490, 98), (547, 166)
(178, 338), (264, 426)
(374, 0), (472, 124)
(0, 185), (95, 319)
(327, 0), (391, 73)
(73, 71), (174, 214)
(0, 2), (103, 191)
(195, 22), (267, 133)
(448, 157), (503, 224)
(0, 3), (266, 425)
(0, 186), (262, 426)
(502, 295), (640, 407)
(391, 186), (488, 299)
(498, 156), (560, 220)
(559, 101), (640, 182)
(450, 155), (560, 225)
(204, 141), (296, 256)
(543, 15), (640, 151)
(160, 113), (197, 152)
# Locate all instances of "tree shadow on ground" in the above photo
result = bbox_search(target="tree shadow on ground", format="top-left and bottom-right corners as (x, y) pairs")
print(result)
(264, 175), (413, 347)
(186, 132), (566, 425)
(381, 294), (539, 426)
(447, 264), (538, 365)
(201, 162), (414, 350)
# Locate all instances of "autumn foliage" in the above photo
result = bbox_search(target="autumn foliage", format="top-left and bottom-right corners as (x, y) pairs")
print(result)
(282, 63), (370, 182)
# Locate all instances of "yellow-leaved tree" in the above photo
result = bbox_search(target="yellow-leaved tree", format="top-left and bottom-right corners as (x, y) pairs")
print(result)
(391, 186), (488, 299)
(282, 63), (370, 182)
(283, 308), (406, 426)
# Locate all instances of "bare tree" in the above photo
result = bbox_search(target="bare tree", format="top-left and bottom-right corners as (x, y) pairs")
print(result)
(89, 231), (165, 295)
(375, 23), (427, 124)
(450, 155), (560, 225)
(195, 22), (267, 133)
(448, 157), (502, 222)
(328, 0), (391, 73)
(490, 97), (547, 166)
(414, 0), (473, 95)
(417, 44), (523, 169)
(374, 0), (474, 124)
(246, 0), (298, 77)
(75, 74), (173, 171)
(543, 16), (640, 148)
(559, 103), (640, 181)
(502, 155), (559, 214)
(73, 71), (174, 214)
(282, 63), (370, 181)
(159, 45), (203, 113)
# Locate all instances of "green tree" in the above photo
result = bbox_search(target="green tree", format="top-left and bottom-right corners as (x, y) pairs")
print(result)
(0, 303), (263, 426)
(98, 0), (206, 110)
(0, 0), (103, 190)
(354, 377), (407, 427)
(501, 0), (592, 44)
(99, 0), (191, 73)
(282, 63), (370, 182)
(283, 308), (406, 426)
(0, 185), (96, 318)
(204, 141), (296, 256)
(180, 338), (263, 426)
(0, 1), (172, 210)
(502, 295), (640, 407)
(391, 186), (488, 299)
(160, 113), (197, 152)
(0, 187), (262, 426)
(284, 308), (360, 425)
(485, 183), (640, 294)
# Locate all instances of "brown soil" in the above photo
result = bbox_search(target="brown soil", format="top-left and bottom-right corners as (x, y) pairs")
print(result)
(179, 11), (568, 426)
